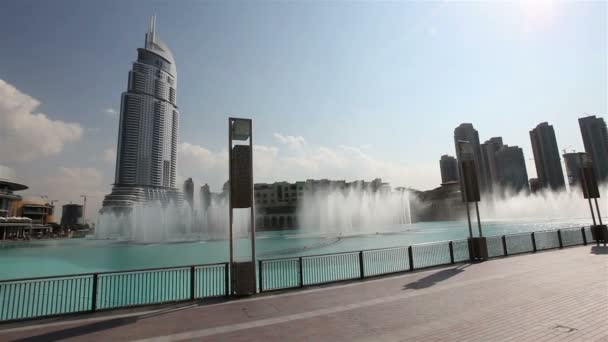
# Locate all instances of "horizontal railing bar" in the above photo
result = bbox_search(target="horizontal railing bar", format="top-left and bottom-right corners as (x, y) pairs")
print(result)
(0, 262), (228, 283)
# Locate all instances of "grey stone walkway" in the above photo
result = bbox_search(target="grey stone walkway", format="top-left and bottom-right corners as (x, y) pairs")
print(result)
(1, 245), (607, 341)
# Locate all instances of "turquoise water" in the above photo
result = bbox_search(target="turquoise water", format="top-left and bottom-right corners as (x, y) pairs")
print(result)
(0, 218), (594, 280)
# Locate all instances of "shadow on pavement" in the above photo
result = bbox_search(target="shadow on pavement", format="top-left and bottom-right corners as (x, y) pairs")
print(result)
(12, 305), (197, 342)
(590, 246), (608, 255)
(403, 264), (470, 290)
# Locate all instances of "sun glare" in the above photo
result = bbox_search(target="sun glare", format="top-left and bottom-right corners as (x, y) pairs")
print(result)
(518, 0), (556, 24)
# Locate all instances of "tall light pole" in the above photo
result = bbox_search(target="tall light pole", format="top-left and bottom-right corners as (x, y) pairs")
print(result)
(228, 117), (255, 295)
(80, 195), (87, 225)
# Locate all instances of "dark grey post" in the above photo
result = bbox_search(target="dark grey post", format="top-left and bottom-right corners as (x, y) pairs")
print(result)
(91, 273), (98, 312)
(299, 257), (304, 287)
(594, 198), (603, 225)
(224, 263), (230, 297)
(531, 232), (537, 252)
(557, 230), (563, 248)
(190, 266), (195, 300)
(359, 251), (365, 279)
(449, 241), (454, 264)
(228, 120), (234, 294)
(258, 261), (263, 292)
(408, 246), (414, 270)
(474, 201), (483, 237)
(582, 227), (587, 245)
(502, 235), (508, 256)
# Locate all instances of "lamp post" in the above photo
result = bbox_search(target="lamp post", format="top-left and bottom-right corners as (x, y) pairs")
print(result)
(228, 117), (255, 295)
(578, 153), (606, 245)
(457, 140), (487, 260)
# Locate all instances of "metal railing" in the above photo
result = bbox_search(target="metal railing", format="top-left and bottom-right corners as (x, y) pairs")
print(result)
(0, 263), (229, 322)
(0, 226), (597, 323)
(258, 226), (596, 292)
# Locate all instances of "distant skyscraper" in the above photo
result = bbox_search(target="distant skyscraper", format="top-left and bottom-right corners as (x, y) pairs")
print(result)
(439, 155), (459, 184)
(102, 17), (181, 210)
(579, 115), (608, 182)
(200, 184), (211, 212)
(563, 152), (586, 187)
(480, 137), (503, 192)
(183, 178), (194, 208)
(454, 123), (487, 192)
(529, 122), (565, 190)
(495, 145), (529, 192)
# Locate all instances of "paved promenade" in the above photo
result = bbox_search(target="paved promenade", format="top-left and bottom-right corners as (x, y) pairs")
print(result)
(1, 245), (607, 341)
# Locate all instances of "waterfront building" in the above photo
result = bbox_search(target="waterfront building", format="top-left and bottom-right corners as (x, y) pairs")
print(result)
(563, 152), (586, 187)
(494, 145), (529, 192)
(578, 115), (608, 182)
(439, 155), (459, 184)
(61, 204), (84, 228)
(454, 123), (488, 193)
(250, 178), (392, 230)
(0, 165), (27, 218)
(102, 16), (182, 211)
(16, 198), (55, 225)
(480, 137), (503, 191)
(529, 122), (565, 190)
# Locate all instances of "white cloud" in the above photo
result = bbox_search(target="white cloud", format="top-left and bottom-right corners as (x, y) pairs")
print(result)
(104, 108), (118, 116)
(176, 138), (439, 192)
(273, 132), (307, 149)
(103, 146), (116, 163)
(0, 79), (83, 162)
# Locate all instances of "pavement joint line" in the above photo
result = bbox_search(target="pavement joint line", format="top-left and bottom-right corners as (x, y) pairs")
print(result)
(131, 272), (515, 342)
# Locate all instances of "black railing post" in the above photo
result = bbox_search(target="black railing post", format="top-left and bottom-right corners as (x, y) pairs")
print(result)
(582, 227), (587, 245)
(224, 262), (230, 297)
(91, 273), (98, 312)
(408, 246), (414, 270)
(502, 235), (508, 256)
(557, 230), (563, 248)
(531, 232), (537, 252)
(449, 241), (454, 264)
(190, 266), (195, 300)
(258, 261), (263, 293)
(299, 257), (304, 287)
(359, 251), (365, 279)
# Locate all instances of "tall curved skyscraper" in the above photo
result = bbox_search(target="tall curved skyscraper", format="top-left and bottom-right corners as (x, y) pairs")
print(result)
(103, 17), (181, 210)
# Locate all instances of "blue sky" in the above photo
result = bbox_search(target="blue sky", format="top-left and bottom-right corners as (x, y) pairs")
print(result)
(0, 0), (606, 219)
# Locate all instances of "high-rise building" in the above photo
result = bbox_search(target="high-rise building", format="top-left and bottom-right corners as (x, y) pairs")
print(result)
(579, 115), (608, 182)
(454, 123), (487, 193)
(183, 178), (194, 208)
(494, 145), (529, 192)
(529, 122), (565, 190)
(439, 155), (458, 184)
(480, 137), (503, 191)
(563, 152), (586, 187)
(102, 17), (182, 210)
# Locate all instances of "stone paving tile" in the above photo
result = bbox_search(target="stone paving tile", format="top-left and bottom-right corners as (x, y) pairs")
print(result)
(0, 245), (606, 342)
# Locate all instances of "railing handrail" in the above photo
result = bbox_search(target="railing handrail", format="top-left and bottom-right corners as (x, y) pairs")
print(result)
(0, 262), (229, 284)
(259, 226), (590, 264)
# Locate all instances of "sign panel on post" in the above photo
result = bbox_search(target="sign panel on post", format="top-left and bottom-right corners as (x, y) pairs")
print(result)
(461, 159), (480, 202)
(581, 167), (600, 199)
(230, 145), (252, 208)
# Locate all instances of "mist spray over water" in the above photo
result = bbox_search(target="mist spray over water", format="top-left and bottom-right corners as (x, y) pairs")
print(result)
(480, 184), (607, 221)
(96, 182), (606, 243)
(96, 194), (251, 243)
(297, 187), (414, 235)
